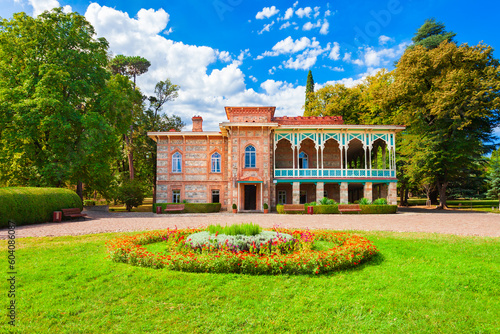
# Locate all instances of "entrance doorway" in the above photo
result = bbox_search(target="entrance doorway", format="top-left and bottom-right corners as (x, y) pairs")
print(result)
(244, 185), (256, 210)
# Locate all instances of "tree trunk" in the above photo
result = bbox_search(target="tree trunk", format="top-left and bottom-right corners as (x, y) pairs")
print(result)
(437, 181), (448, 209)
(76, 181), (83, 201)
(399, 183), (407, 206)
(429, 189), (439, 205)
(404, 188), (409, 204)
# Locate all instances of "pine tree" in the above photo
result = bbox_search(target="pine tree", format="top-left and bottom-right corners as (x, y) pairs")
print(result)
(487, 149), (500, 210)
(304, 70), (314, 116)
(410, 18), (456, 50)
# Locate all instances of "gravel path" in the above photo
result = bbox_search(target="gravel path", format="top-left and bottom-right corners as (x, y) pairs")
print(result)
(1, 207), (499, 239)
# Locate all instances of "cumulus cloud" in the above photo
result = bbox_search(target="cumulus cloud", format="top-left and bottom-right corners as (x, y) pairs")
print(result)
(258, 21), (275, 34)
(319, 19), (329, 35)
(328, 42), (340, 60)
(256, 6), (279, 19)
(295, 7), (312, 18)
(284, 7), (294, 20)
(29, 0), (62, 16)
(378, 35), (394, 45)
(280, 22), (291, 30)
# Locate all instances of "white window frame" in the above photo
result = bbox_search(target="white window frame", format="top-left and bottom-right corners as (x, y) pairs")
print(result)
(245, 145), (256, 168)
(278, 190), (286, 205)
(172, 189), (181, 203)
(211, 152), (221, 173)
(172, 152), (182, 173)
(299, 151), (308, 169)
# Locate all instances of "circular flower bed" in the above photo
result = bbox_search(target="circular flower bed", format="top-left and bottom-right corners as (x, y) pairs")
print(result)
(106, 227), (379, 275)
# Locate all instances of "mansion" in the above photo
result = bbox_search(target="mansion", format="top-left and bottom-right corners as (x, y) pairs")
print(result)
(148, 107), (405, 212)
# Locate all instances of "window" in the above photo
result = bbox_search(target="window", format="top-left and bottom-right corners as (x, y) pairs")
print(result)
(211, 152), (221, 173)
(212, 190), (220, 203)
(324, 190), (328, 198)
(299, 152), (308, 169)
(172, 152), (182, 173)
(172, 190), (180, 203)
(278, 190), (286, 205)
(245, 145), (256, 168)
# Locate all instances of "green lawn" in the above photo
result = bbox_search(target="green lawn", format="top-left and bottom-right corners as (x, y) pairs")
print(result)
(2, 231), (499, 333)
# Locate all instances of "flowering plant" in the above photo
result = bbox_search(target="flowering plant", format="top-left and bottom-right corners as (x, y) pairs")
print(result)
(106, 227), (378, 275)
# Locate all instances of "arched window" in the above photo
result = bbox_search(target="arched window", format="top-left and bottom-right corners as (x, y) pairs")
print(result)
(245, 145), (256, 168)
(211, 152), (221, 173)
(172, 152), (182, 173)
(299, 152), (308, 169)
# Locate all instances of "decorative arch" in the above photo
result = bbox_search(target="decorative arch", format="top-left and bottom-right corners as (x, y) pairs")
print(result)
(172, 151), (182, 173)
(210, 150), (222, 173)
(275, 139), (293, 169)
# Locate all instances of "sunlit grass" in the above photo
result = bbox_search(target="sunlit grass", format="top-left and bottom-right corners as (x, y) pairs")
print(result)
(2, 230), (498, 333)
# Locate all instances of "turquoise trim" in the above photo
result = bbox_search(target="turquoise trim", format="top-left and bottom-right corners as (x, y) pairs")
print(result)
(274, 179), (397, 184)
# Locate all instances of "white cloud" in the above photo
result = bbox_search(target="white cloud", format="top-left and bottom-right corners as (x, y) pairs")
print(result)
(303, 20), (321, 31)
(324, 9), (331, 17)
(319, 19), (329, 35)
(328, 42), (340, 60)
(283, 46), (325, 70)
(378, 35), (394, 45)
(280, 22), (291, 30)
(273, 36), (312, 54)
(323, 65), (344, 72)
(217, 51), (232, 63)
(256, 6), (279, 19)
(249, 75), (258, 83)
(258, 21), (275, 34)
(295, 7), (312, 18)
(343, 52), (352, 62)
(29, 0), (61, 16)
(313, 6), (321, 18)
(284, 8), (294, 20)
(362, 42), (408, 67)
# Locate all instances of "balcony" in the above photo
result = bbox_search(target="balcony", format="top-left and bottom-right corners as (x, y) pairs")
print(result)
(274, 168), (396, 178)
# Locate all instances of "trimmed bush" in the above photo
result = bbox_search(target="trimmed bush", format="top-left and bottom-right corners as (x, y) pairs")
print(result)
(372, 198), (388, 205)
(0, 187), (82, 227)
(208, 223), (262, 236)
(360, 205), (398, 214)
(313, 205), (340, 214)
(153, 203), (221, 213)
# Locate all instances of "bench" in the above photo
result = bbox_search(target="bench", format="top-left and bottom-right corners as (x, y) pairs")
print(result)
(283, 204), (305, 213)
(62, 208), (88, 220)
(164, 204), (185, 212)
(338, 204), (362, 214)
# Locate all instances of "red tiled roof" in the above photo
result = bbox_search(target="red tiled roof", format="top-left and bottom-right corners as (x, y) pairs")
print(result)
(273, 116), (344, 125)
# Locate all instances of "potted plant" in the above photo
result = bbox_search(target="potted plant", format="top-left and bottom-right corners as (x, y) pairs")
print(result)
(263, 203), (269, 214)
(232, 203), (237, 213)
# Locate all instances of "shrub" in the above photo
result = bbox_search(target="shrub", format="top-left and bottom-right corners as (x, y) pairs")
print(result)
(208, 223), (262, 236)
(263, 203), (268, 210)
(83, 200), (96, 206)
(0, 187), (82, 227)
(232, 203), (237, 210)
(320, 197), (335, 205)
(312, 205), (340, 214)
(153, 203), (221, 213)
(360, 205), (397, 214)
(359, 198), (371, 205)
(116, 180), (146, 211)
(372, 198), (388, 205)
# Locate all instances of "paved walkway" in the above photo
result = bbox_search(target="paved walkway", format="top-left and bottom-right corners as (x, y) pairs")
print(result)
(1, 208), (499, 238)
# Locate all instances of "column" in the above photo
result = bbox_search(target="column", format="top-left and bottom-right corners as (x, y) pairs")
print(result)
(388, 182), (397, 205)
(340, 182), (348, 204)
(382, 146), (387, 169)
(316, 182), (324, 203)
(363, 182), (372, 201)
(292, 182), (300, 204)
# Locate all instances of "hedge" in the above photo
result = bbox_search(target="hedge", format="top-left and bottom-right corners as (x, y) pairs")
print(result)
(276, 204), (397, 214)
(0, 187), (82, 227)
(153, 203), (221, 213)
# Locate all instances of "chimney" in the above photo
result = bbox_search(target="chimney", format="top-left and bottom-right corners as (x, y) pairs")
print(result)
(192, 116), (203, 132)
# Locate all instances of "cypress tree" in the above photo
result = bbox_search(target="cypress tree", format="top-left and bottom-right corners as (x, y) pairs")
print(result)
(304, 70), (314, 115)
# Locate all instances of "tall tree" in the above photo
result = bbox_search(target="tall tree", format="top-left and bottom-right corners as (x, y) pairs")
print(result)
(109, 55), (151, 180)
(304, 70), (315, 116)
(486, 149), (500, 209)
(0, 9), (112, 198)
(134, 79), (182, 204)
(387, 41), (500, 208)
(410, 18), (456, 50)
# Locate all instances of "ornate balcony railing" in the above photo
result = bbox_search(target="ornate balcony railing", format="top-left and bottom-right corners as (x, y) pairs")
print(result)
(274, 168), (396, 178)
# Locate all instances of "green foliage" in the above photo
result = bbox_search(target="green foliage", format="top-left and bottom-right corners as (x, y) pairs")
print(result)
(312, 205), (340, 214)
(208, 223), (262, 236)
(232, 203), (237, 210)
(372, 198), (388, 205)
(83, 200), (96, 206)
(154, 203), (221, 213)
(109, 55), (151, 87)
(486, 150), (500, 205)
(263, 203), (268, 209)
(0, 187), (82, 227)
(116, 180), (146, 211)
(410, 18), (456, 50)
(360, 205), (397, 214)
(304, 70), (315, 114)
(320, 197), (335, 205)
(359, 198), (371, 205)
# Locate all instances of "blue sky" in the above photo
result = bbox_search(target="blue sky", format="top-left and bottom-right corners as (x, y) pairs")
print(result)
(1, 0), (500, 135)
